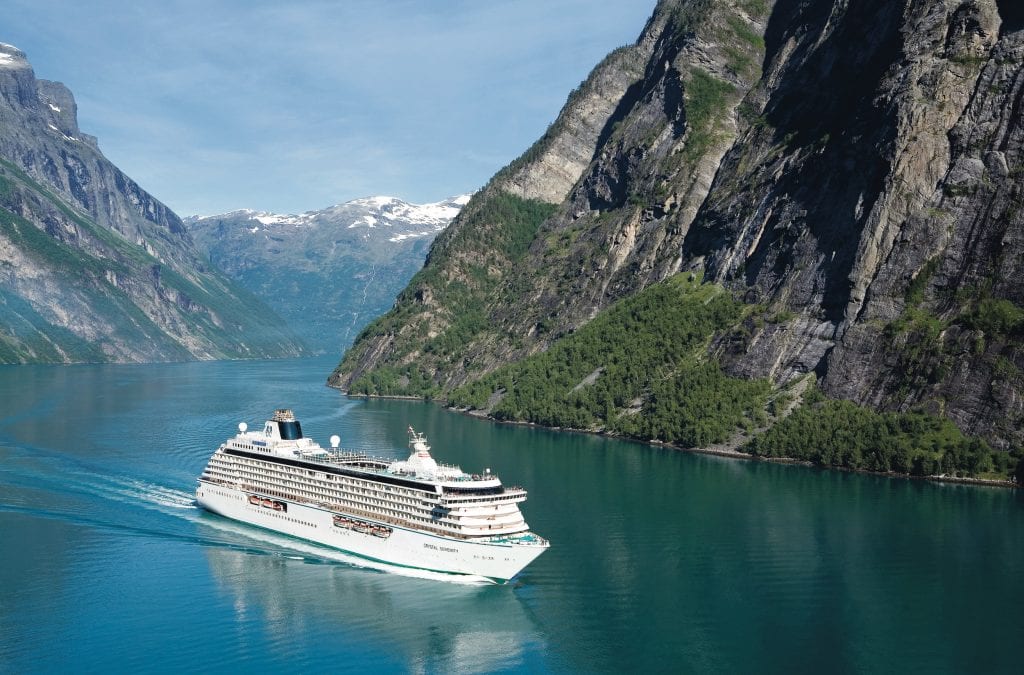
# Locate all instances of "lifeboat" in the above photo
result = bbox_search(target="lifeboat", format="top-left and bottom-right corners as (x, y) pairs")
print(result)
(261, 498), (274, 508)
(248, 495), (260, 506)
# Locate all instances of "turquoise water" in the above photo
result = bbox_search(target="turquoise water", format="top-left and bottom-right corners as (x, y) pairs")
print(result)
(0, 357), (1021, 673)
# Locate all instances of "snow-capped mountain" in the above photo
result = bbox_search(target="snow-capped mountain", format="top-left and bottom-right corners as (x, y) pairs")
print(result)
(191, 194), (469, 242)
(184, 194), (470, 353)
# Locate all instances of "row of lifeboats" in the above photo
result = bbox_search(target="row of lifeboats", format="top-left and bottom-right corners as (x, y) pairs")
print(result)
(333, 515), (392, 539)
(249, 494), (287, 512)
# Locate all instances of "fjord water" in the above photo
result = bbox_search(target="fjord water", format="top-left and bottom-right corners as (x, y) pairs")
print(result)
(1, 358), (1021, 673)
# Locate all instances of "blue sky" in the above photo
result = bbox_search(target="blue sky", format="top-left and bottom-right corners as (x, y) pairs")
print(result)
(1, 0), (654, 216)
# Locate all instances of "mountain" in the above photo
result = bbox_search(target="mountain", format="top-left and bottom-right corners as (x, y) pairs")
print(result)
(0, 43), (306, 363)
(332, 0), (1024, 458)
(185, 195), (468, 353)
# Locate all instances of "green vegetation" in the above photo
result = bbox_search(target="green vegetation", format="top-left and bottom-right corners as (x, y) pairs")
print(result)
(438, 269), (1014, 479)
(745, 395), (1020, 480)
(449, 273), (772, 447)
(724, 45), (758, 78)
(683, 69), (735, 163)
(882, 255), (1023, 396)
(669, 0), (712, 37)
(992, 355), (1023, 383)
(738, 0), (769, 18)
(904, 256), (940, 307)
(0, 174), (13, 201)
(967, 297), (1024, 337)
(470, 191), (558, 262)
(884, 307), (951, 386)
(342, 191), (557, 395)
(726, 15), (765, 51)
(347, 363), (440, 399)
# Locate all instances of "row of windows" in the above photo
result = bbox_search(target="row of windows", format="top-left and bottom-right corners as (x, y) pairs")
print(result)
(226, 457), (434, 508)
(206, 455), (529, 536)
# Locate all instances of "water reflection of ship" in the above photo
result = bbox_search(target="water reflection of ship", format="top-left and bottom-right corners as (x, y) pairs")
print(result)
(202, 545), (545, 671)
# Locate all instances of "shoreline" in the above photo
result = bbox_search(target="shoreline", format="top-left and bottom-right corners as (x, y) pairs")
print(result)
(336, 391), (427, 401)
(341, 392), (1019, 490)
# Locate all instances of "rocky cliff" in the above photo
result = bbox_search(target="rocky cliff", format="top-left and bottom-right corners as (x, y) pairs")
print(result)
(185, 195), (467, 353)
(332, 0), (1023, 450)
(0, 43), (306, 362)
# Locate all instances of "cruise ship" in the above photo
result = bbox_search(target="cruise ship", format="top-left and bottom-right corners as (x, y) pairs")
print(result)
(195, 409), (549, 582)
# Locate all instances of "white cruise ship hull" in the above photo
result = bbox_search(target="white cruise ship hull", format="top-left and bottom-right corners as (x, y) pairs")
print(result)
(196, 481), (546, 583)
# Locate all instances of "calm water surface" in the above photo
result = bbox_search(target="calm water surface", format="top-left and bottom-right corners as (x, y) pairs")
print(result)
(0, 357), (1021, 673)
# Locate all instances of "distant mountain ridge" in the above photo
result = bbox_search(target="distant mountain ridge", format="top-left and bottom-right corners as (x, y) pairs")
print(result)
(0, 42), (306, 362)
(186, 195), (468, 352)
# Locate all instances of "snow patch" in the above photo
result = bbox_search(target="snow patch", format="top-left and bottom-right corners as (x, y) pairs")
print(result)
(251, 212), (309, 226)
(347, 214), (385, 228)
(46, 122), (78, 142)
(389, 198), (467, 227)
(389, 230), (439, 242)
(47, 102), (61, 113)
(0, 45), (28, 69)
(351, 195), (399, 208)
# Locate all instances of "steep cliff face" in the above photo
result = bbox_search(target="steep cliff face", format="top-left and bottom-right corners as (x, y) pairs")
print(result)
(0, 43), (306, 362)
(825, 16), (1024, 446)
(686, 0), (1023, 448)
(333, 0), (1023, 449)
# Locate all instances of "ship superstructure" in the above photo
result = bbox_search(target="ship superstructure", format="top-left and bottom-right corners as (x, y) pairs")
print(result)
(195, 409), (548, 582)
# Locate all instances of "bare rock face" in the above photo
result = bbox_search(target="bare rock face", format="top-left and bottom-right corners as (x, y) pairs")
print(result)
(0, 42), (306, 362)
(335, 0), (1023, 449)
(826, 18), (1024, 448)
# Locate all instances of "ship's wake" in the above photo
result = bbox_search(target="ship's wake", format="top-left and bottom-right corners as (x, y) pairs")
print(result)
(1, 443), (494, 585)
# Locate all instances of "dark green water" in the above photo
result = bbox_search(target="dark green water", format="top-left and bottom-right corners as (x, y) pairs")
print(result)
(0, 357), (1021, 672)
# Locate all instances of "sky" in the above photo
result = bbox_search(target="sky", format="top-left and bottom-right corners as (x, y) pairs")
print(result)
(0, 0), (655, 216)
